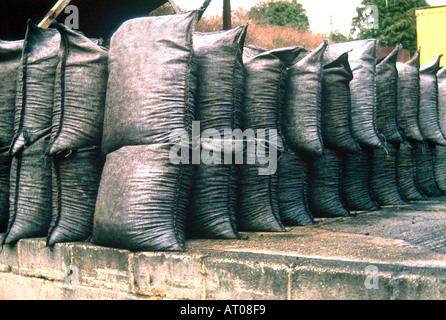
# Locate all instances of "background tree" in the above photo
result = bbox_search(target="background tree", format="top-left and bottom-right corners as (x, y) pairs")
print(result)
(249, 0), (310, 32)
(351, 0), (429, 54)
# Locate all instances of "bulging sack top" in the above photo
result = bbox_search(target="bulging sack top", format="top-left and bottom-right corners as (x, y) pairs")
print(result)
(328, 39), (382, 149)
(0, 39), (23, 149)
(438, 66), (446, 135)
(282, 40), (328, 156)
(243, 46), (306, 152)
(396, 50), (424, 142)
(193, 24), (248, 133)
(11, 21), (60, 156)
(419, 55), (445, 145)
(48, 23), (108, 156)
(375, 45), (404, 143)
(102, 11), (199, 156)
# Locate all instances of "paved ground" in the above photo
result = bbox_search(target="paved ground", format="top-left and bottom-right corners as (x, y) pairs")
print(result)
(1, 196), (446, 299)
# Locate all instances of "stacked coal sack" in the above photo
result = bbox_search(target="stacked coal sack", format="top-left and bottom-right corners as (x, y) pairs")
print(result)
(328, 39), (380, 212)
(92, 11), (199, 252)
(46, 24), (108, 246)
(2, 22), (59, 245)
(0, 39), (23, 232)
(371, 46), (407, 207)
(396, 51), (425, 201)
(185, 25), (248, 238)
(416, 55), (444, 198)
(238, 46), (310, 232)
(435, 66), (446, 194)
(307, 50), (355, 218)
(280, 42), (329, 222)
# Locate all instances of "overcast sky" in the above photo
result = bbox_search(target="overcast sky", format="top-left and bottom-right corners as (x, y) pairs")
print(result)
(174, 0), (446, 35)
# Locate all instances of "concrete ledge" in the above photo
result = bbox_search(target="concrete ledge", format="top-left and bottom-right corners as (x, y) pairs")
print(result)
(1, 198), (446, 300)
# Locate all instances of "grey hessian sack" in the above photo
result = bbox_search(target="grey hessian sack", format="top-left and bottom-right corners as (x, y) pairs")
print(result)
(437, 66), (446, 139)
(47, 23), (108, 156)
(419, 55), (446, 145)
(328, 39), (382, 149)
(415, 142), (443, 197)
(321, 51), (360, 154)
(434, 145), (446, 194)
(10, 21), (60, 155)
(0, 39), (23, 231)
(371, 142), (407, 206)
(186, 25), (247, 239)
(282, 41), (328, 156)
(92, 144), (192, 252)
(0, 149), (11, 231)
(307, 148), (349, 218)
(101, 11), (199, 156)
(396, 50), (424, 142)
(0, 40), (23, 148)
(341, 147), (380, 212)
(2, 22), (60, 245)
(237, 46), (306, 232)
(2, 133), (52, 245)
(397, 141), (425, 201)
(47, 146), (103, 246)
(375, 45), (404, 144)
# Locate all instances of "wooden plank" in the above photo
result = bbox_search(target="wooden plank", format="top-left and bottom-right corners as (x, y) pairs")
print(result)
(168, 0), (180, 14)
(198, 0), (212, 20)
(223, 0), (231, 30)
(38, 0), (72, 28)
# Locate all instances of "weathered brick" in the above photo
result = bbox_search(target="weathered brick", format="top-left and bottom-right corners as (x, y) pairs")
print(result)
(132, 252), (204, 299)
(18, 238), (72, 281)
(0, 235), (19, 273)
(202, 251), (291, 300)
(0, 272), (44, 300)
(71, 242), (132, 292)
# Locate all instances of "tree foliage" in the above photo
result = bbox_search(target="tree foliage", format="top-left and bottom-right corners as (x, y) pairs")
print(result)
(351, 0), (429, 54)
(249, 0), (310, 32)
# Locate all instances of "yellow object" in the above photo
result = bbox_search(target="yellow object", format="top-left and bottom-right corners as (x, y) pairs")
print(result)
(416, 5), (446, 68)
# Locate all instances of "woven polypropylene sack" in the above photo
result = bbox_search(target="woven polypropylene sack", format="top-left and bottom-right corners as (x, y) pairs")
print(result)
(321, 51), (360, 154)
(371, 143), (407, 206)
(434, 145), (446, 194)
(101, 11), (199, 156)
(47, 24), (108, 156)
(397, 142), (425, 201)
(243, 45), (265, 62)
(282, 41), (327, 156)
(186, 163), (239, 239)
(308, 148), (350, 218)
(185, 26), (247, 239)
(46, 146), (103, 246)
(277, 151), (314, 226)
(0, 150), (11, 231)
(438, 66), (446, 134)
(376, 46), (404, 143)
(341, 148), (380, 212)
(396, 50), (424, 142)
(236, 48), (305, 232)
(415, 142), (443, 197)
(92, 144), (192, 252)
(2, 134), (52, 245)
(242, 46), (305, 151)
(0, 40), (23, 148)
(329, 39), (382, 149)
(419, 56), (446, 145)
(10, 21), (60, 155)
(237, 164), (284, 232)
(193, 25), (247, 133)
